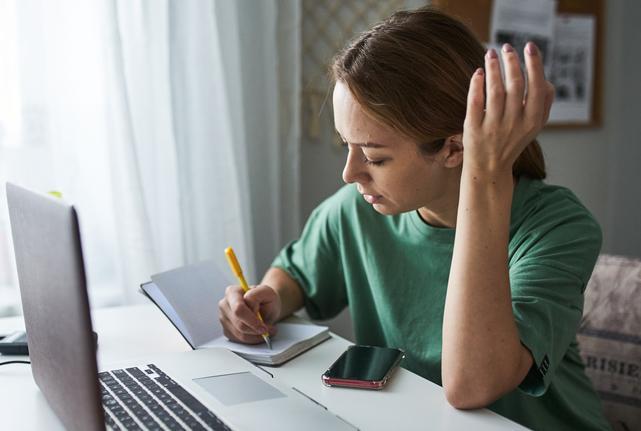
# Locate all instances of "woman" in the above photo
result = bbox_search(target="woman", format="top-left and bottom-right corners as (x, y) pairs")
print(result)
(218, 7), (610, 430)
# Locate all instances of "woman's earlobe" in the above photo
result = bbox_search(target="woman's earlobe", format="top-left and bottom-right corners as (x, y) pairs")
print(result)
(443, 135), (464, 168)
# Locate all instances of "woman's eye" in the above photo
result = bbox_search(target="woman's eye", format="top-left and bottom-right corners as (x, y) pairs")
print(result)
(341, 141), (387, 166)
(364, 158), (386, 166)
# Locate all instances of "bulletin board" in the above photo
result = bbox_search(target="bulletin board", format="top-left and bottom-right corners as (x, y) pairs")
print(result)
(432, 0), (604, 128)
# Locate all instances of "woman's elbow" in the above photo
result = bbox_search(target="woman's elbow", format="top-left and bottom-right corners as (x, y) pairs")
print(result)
(443, 349), (531, 409)
(443, 377), (507, 410)
(444, 385), (495, 410)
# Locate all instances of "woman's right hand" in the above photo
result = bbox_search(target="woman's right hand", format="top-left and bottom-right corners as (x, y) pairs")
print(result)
(218, 284), (281, 344)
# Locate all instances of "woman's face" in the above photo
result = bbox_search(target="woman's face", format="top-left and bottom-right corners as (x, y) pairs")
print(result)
(333, 82), (460, 218)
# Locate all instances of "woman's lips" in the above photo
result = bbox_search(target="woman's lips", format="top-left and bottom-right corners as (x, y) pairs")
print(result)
(362, 194), (382, 204)
(356, 186), (382, 204)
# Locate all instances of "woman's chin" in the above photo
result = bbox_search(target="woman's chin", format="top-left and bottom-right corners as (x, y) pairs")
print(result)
(371, 202), (398, 215)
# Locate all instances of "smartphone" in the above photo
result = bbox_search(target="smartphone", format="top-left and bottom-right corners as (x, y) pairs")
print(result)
(322, 345), (404, 390)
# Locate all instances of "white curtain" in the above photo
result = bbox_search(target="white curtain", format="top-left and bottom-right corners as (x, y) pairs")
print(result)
(0, 0), (124, 312)
(212, 0), (301, 276)
(0, 0), (300, 314)
(104, 0), (257, 302)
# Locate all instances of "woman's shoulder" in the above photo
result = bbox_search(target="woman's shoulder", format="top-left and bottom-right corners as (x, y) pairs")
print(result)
(513, 177), (601, 232)
(510, 177), (603, 281)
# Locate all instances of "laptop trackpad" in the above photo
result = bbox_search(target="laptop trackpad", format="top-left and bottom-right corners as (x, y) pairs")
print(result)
(194, 372), (286, 406)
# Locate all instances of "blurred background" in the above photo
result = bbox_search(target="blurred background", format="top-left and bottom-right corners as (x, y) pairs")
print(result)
(0, 0), (639, 341)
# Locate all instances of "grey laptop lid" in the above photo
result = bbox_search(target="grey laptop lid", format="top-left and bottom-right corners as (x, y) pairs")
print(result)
(6, 182), (104, 431)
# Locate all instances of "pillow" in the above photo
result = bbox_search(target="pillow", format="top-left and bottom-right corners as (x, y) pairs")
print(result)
(577, 254), (641, 431)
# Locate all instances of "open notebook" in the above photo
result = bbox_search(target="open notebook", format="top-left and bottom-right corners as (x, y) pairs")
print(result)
(140, 261), (330, 365)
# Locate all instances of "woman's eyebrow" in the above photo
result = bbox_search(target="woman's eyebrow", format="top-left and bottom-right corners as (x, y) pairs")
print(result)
(350, 142), (387, 148)
(335, 131), (387, 148)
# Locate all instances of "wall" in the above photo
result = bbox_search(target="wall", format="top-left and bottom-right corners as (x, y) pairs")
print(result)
(603, 0), (641, 258)
(540, 0), (641, 258)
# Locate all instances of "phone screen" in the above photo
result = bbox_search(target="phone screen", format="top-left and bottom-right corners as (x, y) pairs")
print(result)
(323, 345), (404, 386)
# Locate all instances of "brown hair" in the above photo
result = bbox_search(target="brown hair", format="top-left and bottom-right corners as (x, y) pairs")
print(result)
(331, 7), (546, 179)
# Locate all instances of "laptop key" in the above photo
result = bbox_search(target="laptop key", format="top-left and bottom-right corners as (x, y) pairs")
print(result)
(119, 418), (140, 430)
(104, 411), (121, 431)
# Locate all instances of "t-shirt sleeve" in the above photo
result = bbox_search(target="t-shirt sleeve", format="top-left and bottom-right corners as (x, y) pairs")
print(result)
(509, 199), (602, 397)
(271, 194), (348, 320)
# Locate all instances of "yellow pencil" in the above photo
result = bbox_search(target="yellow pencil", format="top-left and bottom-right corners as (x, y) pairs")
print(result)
(224, 247), (272, 350)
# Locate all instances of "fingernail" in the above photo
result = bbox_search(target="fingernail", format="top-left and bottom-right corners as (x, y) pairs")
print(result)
(526, 42), (538, 56)
(486, 48), (498, 59)
(502, 43), (514, 53)
(475, 67), (484, 76)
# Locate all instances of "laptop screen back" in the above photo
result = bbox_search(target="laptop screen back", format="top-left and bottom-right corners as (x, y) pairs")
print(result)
(6, 183), (105, 431)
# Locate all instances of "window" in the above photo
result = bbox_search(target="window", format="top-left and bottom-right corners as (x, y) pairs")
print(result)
(0, 0), (122, 315)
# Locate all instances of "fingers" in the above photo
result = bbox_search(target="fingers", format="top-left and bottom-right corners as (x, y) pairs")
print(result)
(218, 296), (263, 337)
(484, 48), (506, 123)
(464, 41), (552, 169)
(243, 286), (278, 324)
(243, 287), (272, 309)
(472, 42), (549, 132)
(218, 284), (279, 344)
(501, 43), (525, 119)
(218, 299), (258, 343)
(221, 285), (268, 334)
(219, 312), (265, 345)
(465, 68), (485, 129)
(542, 81), (555, 125)
(523, 42), (547, 125)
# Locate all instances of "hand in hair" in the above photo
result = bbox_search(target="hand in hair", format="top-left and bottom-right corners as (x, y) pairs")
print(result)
(462, 42), (554, 175)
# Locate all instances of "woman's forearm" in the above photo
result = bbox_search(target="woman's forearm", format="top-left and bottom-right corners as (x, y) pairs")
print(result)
(441, 168), (532, 408)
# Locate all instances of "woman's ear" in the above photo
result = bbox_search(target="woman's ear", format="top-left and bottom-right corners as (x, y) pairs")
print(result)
(441, 134), (464, 168)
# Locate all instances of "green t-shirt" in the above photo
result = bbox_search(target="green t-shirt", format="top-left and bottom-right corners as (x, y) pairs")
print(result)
(273, 177), (611, 431)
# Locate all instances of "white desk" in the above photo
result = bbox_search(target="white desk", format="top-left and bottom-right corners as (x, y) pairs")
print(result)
(0, 305), (526, 430)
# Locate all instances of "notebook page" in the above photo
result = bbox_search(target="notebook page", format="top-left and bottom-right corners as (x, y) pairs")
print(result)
(150, 261), (231, 347)
(201, 323), (328, 357)
(143, 282), (195, 347)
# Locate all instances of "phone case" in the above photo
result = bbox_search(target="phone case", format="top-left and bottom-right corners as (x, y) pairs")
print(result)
(321, 346), (404, 390)
(321, 374), (393, 389)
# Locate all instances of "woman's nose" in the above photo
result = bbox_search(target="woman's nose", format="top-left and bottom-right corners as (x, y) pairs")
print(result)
(342, 149), (369, 185)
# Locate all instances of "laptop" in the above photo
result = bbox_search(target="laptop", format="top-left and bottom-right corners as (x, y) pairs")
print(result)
(6, 182), (355, 431)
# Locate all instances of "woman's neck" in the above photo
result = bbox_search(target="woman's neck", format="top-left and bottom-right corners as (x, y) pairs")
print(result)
(417, 175), (460, 228)
(417, 204), (458, 229)
(417, 175), (518, 229)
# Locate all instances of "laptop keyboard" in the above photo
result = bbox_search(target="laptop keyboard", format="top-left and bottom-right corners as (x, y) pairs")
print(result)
(99, 364), (231, 430)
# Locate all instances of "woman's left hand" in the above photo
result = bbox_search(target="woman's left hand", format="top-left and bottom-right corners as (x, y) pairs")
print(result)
(462, 42), (555, 175)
